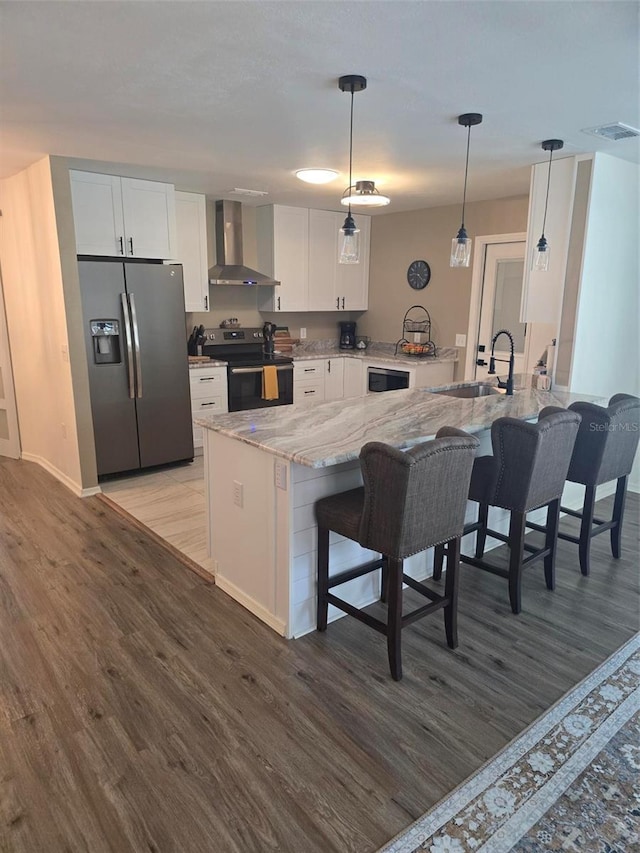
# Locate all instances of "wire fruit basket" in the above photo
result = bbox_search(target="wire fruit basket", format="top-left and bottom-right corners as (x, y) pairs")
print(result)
(395, 305), (438, 357)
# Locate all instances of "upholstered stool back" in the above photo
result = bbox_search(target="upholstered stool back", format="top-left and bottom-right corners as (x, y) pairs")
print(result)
(358, 432), (479, 558)
(567, 394), (640, 486)
(487, 408), (581, 513)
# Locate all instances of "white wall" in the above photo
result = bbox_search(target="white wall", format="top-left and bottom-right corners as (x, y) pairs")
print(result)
(0, 156), (94, 495)
(568, 154), (640, 489)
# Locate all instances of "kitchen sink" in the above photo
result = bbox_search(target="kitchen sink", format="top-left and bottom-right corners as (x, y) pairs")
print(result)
(430, 383), (505, 398)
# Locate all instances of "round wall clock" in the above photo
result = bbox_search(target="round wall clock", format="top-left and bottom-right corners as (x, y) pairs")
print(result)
(407, 259), (431, 290)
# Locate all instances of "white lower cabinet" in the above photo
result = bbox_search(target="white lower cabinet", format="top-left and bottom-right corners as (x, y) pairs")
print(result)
(294, 356), (345, 404)
(343, 358), (365, 399)
(189, 367), (228, 449)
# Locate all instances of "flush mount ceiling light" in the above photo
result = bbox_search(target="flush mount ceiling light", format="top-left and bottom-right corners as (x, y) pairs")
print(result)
(295, 168), (340, 184)
(341, 180), (391, 207)
(533, 139), (564, 272)
(338, 74), (367, 264)
(450, 112), (483, 268)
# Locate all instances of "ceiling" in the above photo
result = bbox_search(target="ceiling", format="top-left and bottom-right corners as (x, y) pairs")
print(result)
(1, 1), (638, 214)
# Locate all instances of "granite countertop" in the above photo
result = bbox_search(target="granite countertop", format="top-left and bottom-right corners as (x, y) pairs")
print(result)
(291, 345), (459, 365)
(188, 359), (227, 369)
(195, 382), (604, 469)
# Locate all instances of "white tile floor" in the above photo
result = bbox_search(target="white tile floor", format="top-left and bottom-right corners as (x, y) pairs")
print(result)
(100, 455), (214, 574)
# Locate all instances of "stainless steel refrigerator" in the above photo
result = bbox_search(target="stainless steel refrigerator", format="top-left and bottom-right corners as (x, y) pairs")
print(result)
(79, 259), (194, 477)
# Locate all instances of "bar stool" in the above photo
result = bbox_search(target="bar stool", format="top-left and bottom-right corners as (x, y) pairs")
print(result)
(315, 428), (479, 681)
(434, 408), (581, 614)
(551, 394), (639, 575)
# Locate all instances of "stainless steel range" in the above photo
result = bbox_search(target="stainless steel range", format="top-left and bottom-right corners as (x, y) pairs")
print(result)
(201, 326), (293, 412)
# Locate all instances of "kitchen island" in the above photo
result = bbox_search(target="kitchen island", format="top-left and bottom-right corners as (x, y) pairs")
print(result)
(196, 383), (603, 638)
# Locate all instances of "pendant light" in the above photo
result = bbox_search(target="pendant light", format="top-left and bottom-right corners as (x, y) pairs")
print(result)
(341, 180), (390, 207)
(338, 74), (366, 264)
(533, 139), (564, 272)
(450, 113), (483, 268)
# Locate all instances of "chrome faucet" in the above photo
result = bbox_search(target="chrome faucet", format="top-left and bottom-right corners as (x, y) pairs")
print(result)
(488, 329), (515, 395)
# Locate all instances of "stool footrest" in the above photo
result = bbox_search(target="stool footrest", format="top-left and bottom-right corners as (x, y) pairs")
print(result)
(560, 505), (609, 527)
(402, 599), (447, 627)
(460, 554), (509, 579)
(325, 593), (387, 635)
(482, 526), (540, 554)
(327, 558), (384, 590)
(402, 573), (442, 603)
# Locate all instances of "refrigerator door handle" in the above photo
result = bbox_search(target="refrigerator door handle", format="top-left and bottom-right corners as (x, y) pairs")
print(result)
(120, 292), (136, 399)
(129, 292), (143, 398)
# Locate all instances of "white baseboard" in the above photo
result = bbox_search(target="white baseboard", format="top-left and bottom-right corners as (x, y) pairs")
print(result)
(20, 452), (99, 498)
(215, 575), (287, 637)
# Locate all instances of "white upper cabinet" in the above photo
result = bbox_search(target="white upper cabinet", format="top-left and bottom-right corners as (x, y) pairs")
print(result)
(257, 205), (309, 312)
(520, 157), (577, 325)
(335, 212), (370, 311)
(258, 204), (370, 313)
(175, 191), (209, 312)
(70, 170), (177, 260)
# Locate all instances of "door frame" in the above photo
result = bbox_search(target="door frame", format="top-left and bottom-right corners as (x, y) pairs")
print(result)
(464, 232), (527, 380)
(0, 267), (21, 459)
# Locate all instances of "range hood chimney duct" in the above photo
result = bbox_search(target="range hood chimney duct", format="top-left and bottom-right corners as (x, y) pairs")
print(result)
(208, 200), (279, 286)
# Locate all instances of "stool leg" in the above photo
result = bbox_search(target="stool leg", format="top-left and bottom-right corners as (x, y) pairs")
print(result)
(611, 476), (627, 559)
(475, 503), (489, 558)
(380, 555), (389, 603)
(508, 511), (526, 615)
(317, 526), (330, 631)
(433, 544), (445, 581)
(544, 499), (560, 591)
(443, 537), (460, 649)
(387, 557), (404, 681)
(579, 485), (596, 576)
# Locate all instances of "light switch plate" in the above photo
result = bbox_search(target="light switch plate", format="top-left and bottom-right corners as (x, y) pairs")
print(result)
(233, 480), (243, 507)
(455, 334), (467, 347)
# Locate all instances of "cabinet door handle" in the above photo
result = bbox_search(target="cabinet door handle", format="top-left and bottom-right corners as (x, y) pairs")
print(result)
(277, 296), (281, 310)
(327, 360), (331, 374)
(128, 237), (134, 255)
(201, 402), (217, 407)
(476, 359), (487, 366)
(336, 297), (340, 309)
(342, 297), (345, 309)
(204, 294), (208, 311)
(199, 377), (216, 382)
(304, 389), (316, 395)
(304, 368), (315, 373)
(118, 236), (124, 255)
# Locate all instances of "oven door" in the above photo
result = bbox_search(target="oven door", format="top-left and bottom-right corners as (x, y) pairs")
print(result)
(228, 364), (294, 412)
(368, 367), (411, 393)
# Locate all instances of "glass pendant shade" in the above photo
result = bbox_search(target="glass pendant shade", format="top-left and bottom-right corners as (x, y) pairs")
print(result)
(450, 226), (472, 268)
(339, 214), (360, 264)
(533, 235), (550, 271)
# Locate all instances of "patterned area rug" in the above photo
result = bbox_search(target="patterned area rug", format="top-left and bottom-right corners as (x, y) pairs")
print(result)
(379, 635), (640, 853)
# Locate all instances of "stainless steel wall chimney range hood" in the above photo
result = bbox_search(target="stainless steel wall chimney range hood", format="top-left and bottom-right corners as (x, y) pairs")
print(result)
(208, 200), (280, 286)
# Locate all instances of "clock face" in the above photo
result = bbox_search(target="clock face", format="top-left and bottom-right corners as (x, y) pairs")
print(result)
(407, 259), (431, 290)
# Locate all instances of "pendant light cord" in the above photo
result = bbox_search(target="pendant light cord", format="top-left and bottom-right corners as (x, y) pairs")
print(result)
(347, 85), (354, 218)
(460, 123), (471, 228)
(540, 146), (554, 239)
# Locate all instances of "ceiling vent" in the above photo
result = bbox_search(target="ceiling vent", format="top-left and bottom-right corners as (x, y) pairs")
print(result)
(582, 122), (640, 142)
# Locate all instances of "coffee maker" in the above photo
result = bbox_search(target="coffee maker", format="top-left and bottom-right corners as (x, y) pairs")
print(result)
(262, 321), (277, 357)
(338, 321), (357, 350)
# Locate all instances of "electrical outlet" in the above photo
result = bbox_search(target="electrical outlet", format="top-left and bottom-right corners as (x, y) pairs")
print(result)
(455, 333), (467, 347)
(300, 327), (307, 339)
(233, 480), (243, 507)
(275, 461), (287, 490)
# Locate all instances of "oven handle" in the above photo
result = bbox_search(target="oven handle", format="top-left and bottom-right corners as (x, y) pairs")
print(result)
(230, 365), (293, 375)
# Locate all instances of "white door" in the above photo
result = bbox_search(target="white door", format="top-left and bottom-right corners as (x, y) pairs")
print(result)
(0, 271), (21, 459)
(474, 242), (527, 381)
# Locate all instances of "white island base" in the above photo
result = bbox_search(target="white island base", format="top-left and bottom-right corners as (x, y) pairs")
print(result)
(203, 428), (585, 639)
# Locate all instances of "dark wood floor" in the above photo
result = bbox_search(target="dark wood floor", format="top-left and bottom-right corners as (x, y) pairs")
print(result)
(0, 457), (638, 853)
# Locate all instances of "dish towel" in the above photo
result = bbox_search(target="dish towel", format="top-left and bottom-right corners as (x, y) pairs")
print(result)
(262, 366), (279, 401)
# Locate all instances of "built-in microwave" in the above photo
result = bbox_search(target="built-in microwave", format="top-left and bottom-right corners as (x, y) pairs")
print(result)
(367, 367), (411, 393)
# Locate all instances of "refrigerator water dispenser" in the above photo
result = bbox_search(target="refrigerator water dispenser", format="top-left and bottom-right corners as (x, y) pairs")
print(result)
(90, 320), (121, 364)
